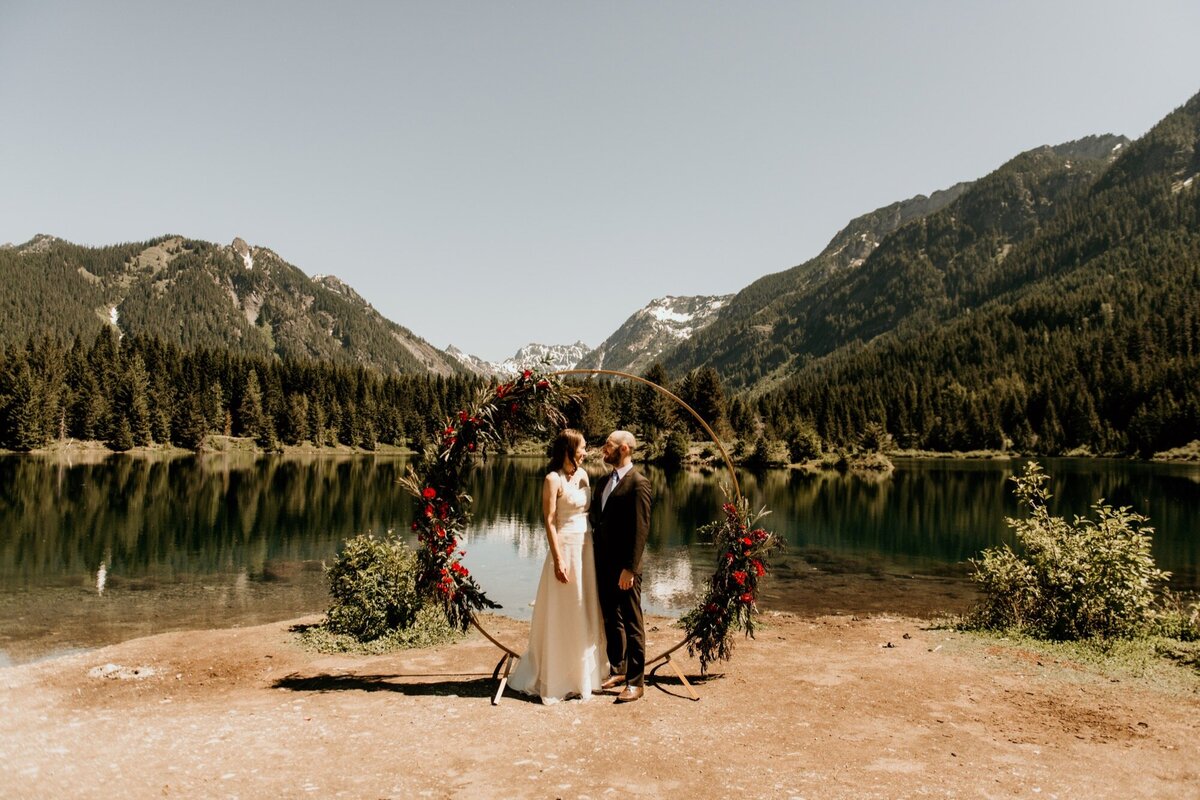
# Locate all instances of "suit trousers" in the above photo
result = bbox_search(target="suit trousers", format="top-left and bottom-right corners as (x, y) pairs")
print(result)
(596, 566), (645, 686)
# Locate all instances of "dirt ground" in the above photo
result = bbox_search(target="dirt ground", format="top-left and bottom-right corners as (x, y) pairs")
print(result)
(2, 613), (1198, 800)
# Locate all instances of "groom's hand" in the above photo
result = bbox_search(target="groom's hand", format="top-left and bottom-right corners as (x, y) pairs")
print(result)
(618, 569), (635, 590)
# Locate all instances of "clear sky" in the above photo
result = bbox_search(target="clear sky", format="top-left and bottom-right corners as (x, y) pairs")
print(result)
(2, 1), (1198, 362)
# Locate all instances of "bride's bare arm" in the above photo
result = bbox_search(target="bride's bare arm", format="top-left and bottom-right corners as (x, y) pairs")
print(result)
(542, 473), (569, 583)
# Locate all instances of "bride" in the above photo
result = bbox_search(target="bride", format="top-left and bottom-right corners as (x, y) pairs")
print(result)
(507, 428), (608, 703)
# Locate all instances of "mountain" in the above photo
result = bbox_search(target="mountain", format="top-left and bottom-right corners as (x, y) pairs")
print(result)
(445, 341), (591, 376)
(753, 92), (1200, 455)
(574, 295), (732, 375)
(0, 235), (464, 375)
(664, 135), (1129, 390)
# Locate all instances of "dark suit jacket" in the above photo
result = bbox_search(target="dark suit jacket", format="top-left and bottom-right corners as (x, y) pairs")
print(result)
(589, 467), (652, 575)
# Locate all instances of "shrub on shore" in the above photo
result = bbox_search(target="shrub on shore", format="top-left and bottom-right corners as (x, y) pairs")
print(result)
(967, 462), (1169, 640)
(301, 534), (459, 653)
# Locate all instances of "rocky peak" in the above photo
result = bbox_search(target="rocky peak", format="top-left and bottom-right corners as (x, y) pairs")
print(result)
(445, 341), (592, 377)
(231, 237), (254, 270)
(313, 274), (368, 306)
(575, 294), (732, 374)
(16, 234), (60, 255)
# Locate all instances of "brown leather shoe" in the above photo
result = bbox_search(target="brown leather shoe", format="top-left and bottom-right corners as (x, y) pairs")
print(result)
(599, 674), (626, 691)
(615, 684), (644, 703)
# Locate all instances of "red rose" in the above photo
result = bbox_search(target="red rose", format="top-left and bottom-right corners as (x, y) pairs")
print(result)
(510, 402), (518, 413)
(753, 559), (765, 577)
(741, 537), (753, 547)
(496, 384), (509, 399)
(458, 410), (468, 423)
(724, 552), (734, 562)
(467, 442), (476, 451)
(522, 369), (532, 379)
(443, 426), (455, 437)
(705, 603), (719, 613)
(537, 379), (549, 389)
(732, 570), (747, 585)
(424, 504), (434, 517)
(422, 486), (436, 500)
(740, 592), (754, 603)
(410, 521), (419, 531)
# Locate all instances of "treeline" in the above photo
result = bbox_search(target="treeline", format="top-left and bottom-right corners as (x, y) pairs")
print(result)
(0, 328), (748, 460)
(0, 328), (481, 452)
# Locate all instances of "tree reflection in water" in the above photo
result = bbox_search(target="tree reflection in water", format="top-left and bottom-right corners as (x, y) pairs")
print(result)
(0, 454), (1196, 664)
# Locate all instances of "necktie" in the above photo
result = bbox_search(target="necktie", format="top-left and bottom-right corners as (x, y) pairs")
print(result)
(602, 470), (620, 510)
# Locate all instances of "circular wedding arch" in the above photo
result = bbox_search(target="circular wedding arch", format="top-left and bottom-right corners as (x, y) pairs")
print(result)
(470, 368), (743, 667)
(402, 365), (777, 679)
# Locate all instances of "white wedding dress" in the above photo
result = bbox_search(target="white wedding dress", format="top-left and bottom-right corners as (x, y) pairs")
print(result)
(507, 470), (608, 704)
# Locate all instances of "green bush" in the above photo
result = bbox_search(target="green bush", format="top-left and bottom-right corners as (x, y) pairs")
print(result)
(787, 422), (823, 463)
(660, 429), (689, 469)
(857, 421), (894, 454)
(744, 436), (773, 469)
(968, 462), (1169, 640)
(325, 533), (452, 642)
(1152, 590), (1200, 642)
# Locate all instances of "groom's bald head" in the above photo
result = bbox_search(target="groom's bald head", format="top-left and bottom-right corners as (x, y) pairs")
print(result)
(603, 430), (636, 467)
(611, 430), (636, 453)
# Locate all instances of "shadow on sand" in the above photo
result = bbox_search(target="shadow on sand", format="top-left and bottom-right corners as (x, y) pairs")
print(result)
(273, 668), (720, 703)
(273, 672), (498, 699)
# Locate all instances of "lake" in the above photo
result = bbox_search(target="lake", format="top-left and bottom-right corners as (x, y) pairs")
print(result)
(2, 453), (1197, 666)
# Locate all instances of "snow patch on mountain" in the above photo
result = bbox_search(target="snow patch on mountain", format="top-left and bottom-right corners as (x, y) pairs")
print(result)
(444, 342), (591, 377)
(575, 294), (732, 375)
(232, 237), (254, 270)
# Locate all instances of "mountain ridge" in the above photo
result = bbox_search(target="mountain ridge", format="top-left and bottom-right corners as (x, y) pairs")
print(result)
(0, 234), (464, 375)
(664, 133), (1131, 390)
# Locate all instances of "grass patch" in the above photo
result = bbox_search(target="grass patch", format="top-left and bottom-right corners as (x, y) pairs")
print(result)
(294, 604), (464, 655)
(956, 627), (1200, 693)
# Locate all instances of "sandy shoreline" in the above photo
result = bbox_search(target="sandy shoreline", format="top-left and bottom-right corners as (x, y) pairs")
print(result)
(2, 612), (1197, 799)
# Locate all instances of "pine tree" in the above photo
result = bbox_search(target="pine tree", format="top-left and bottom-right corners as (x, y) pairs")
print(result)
(1, 359), (48, 450)
(238, 369), (266, 440)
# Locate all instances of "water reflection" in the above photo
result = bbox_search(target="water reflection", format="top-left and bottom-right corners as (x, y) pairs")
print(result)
(0, 453), (1197, 665)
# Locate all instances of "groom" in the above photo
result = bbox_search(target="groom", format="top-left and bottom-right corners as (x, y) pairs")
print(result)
(590, 430), (652, 703)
